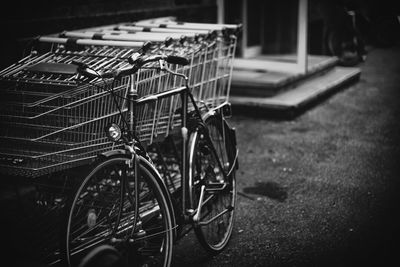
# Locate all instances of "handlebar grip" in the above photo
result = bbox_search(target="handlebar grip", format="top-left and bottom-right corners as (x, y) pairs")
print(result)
(166, 55), (189, 66)
(71, 60), (116, 79)
(71, 60), (99, 78)
(78, 68), (100, 79)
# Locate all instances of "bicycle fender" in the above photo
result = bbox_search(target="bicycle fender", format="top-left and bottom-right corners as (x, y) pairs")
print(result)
(229, 127), (239, 170)
(202, 113), (239, 170)
(202, 112), (238, 148)
(98, 149), (127, 159)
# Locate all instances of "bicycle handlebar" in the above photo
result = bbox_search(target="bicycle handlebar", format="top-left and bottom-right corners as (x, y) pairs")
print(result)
(72, 53), (189, 79)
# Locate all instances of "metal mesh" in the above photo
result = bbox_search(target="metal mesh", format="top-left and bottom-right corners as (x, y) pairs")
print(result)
(0, 20), (238, 177)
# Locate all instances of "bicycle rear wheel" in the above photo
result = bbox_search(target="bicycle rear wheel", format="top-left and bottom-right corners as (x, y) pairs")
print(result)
(326, 29), (362, 66)
(188, 115), (237, 254)
(62, 156), (174, 267)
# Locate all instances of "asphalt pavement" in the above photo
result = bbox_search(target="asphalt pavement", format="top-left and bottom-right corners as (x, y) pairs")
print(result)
(1, 46), (399, 267)
(172, 46), (400, 267)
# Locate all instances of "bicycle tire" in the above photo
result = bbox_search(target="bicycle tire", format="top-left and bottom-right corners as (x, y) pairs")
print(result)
(62, 155), (174, 267)
(188, 114), (237, 254)
(327, 30), (360, 66)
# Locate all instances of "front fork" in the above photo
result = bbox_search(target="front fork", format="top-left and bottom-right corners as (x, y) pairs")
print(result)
(125, 145), (140, 238)
(126, 75), (141, 238)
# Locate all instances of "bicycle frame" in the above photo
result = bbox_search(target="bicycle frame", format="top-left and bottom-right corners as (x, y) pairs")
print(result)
(103, 61), (238, 238)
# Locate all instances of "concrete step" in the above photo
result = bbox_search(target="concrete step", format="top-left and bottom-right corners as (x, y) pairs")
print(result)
(230, 66), (361, 113)
(231, 55), (338, 97)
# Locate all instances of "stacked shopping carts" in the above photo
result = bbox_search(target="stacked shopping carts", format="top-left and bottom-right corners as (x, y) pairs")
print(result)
(0, 17), (240, 178)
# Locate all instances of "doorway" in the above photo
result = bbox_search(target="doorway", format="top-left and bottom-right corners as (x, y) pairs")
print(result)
(220, 0), (308, 74)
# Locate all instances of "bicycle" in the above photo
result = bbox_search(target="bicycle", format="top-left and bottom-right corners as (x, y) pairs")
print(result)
(0, 19), (240, 266)
(61, 41), (239, 267)
(325, 3), (367, 66)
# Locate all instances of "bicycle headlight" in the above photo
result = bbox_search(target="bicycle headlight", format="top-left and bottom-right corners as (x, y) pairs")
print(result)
(105, 123), (122, 142)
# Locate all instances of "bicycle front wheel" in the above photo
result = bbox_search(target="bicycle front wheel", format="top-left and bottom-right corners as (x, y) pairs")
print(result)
(188, 115), (237, 254)
(62, 156), (174, 267)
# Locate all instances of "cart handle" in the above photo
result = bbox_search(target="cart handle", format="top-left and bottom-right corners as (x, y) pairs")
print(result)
(72, 54), (189, 79)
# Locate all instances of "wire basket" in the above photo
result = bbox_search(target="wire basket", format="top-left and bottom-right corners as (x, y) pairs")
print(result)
(0, 21), (238, 178)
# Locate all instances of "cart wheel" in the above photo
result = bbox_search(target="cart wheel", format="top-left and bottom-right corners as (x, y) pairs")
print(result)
(62, 156), (174, 267)
(188, 115), (237, 254)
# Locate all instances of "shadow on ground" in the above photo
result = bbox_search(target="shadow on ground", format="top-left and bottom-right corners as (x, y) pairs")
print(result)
(243, 181), (288, 202)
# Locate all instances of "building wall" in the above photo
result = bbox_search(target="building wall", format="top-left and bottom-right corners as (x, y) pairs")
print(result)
(0, 0), (217, 68)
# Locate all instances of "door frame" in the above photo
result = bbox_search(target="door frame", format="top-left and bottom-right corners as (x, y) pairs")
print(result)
(217, 0), (308, 74)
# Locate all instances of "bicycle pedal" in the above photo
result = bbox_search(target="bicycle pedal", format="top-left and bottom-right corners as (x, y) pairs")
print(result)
(205, 182), (227, 192)
(132, 229), (146, 239)
(185, 209), (196, 223)
(186, 209), (196, 216)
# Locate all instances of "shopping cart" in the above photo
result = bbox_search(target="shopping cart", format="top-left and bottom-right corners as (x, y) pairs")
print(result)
(0, 23), (237, 178)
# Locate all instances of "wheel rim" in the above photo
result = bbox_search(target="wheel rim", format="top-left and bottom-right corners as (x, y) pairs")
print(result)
(65, 158), (173, 267)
